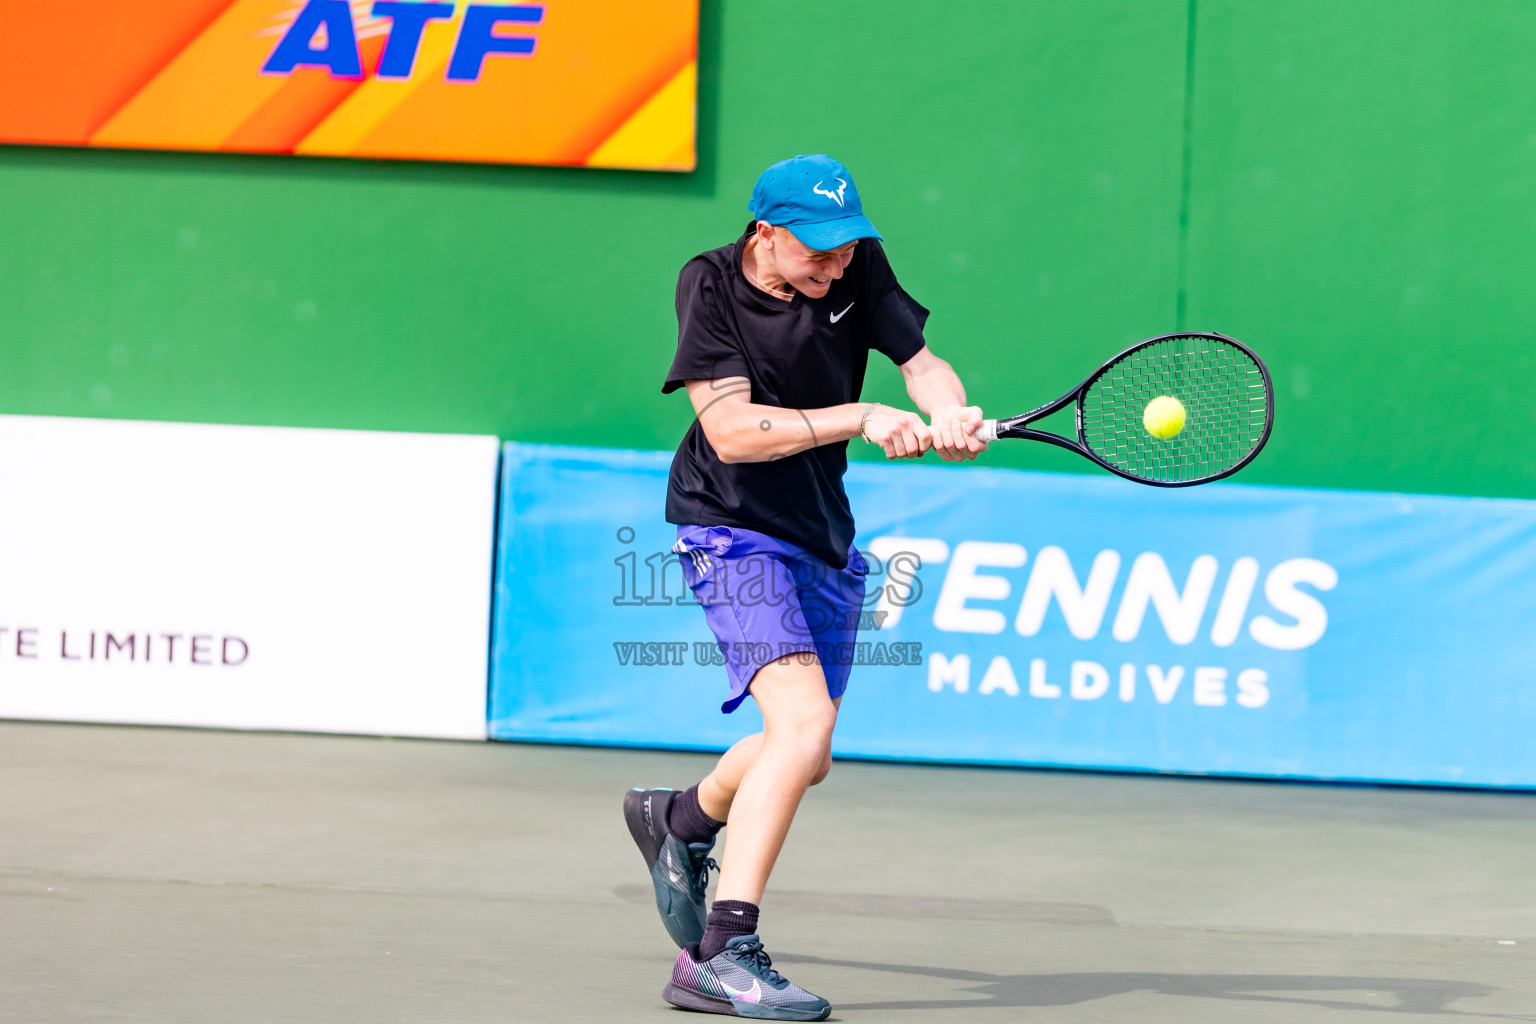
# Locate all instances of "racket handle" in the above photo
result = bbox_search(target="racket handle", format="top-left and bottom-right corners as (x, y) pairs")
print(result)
(976, 419), (999, 443)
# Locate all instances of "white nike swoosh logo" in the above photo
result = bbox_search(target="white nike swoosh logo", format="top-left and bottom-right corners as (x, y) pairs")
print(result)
(721, 978), (763, 1003)
(830, 302), (854, 323)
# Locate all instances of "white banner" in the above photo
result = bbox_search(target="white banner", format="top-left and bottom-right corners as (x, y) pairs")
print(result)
(0, 415), (499, 739)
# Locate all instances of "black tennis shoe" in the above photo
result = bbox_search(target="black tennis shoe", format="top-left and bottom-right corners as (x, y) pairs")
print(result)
(623, 787), (718, 948)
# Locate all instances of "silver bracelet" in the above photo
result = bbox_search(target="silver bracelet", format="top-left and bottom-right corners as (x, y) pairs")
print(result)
(859, 403), (879, 444)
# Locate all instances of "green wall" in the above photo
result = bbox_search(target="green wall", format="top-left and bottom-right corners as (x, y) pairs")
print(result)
(1187, 1), (1536, 497)
(2, 0), (1535, 498)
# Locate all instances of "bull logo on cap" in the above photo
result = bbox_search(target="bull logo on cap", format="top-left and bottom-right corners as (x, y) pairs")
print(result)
(813, 178), (848, 207)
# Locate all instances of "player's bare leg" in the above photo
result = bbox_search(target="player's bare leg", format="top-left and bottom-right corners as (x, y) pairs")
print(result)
(655, 654), (837, 1021)
(620, 658), (837, 949)
(697, 703), (837, 826)
(709, 655), (836, 904)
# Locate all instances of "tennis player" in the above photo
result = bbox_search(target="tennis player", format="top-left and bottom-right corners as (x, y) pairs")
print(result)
(623, 154), (985, 1020)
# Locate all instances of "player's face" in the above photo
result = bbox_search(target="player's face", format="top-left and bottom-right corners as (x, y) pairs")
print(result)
(770, 228), (858, 299)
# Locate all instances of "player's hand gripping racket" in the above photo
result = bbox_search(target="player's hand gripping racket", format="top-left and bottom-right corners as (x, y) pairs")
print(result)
(976, 332), (1273, 486)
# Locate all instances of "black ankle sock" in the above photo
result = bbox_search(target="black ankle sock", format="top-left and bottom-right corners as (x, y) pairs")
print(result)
(667, 784), (725, 846)
(699, 900), (759, 960)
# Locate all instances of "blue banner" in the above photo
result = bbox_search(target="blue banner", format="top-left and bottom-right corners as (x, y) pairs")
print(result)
(489, 443), (1536, 789)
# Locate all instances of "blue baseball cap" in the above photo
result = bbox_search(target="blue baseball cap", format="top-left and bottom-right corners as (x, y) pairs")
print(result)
(748, 154), (883, 251)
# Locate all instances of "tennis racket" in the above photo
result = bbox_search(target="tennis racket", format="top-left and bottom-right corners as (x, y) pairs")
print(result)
(975, 332), (1273, 487)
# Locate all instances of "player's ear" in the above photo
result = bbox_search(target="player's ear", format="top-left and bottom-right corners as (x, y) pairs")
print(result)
(755, 220), (776, 248)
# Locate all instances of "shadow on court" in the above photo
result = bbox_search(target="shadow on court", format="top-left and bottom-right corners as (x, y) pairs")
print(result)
(779, 955), (1522, 1018)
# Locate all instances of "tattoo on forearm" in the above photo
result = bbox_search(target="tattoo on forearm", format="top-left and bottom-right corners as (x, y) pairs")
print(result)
(694, 385), (752, 419)
(797, 409), (819, 448)
(690, 378), (817, 458)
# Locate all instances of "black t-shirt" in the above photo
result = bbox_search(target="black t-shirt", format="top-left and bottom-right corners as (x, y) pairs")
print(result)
(663, 223), (930, 569)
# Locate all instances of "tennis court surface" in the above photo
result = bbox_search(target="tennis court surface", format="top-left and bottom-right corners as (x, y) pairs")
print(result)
(1, 720), (1531, 1023)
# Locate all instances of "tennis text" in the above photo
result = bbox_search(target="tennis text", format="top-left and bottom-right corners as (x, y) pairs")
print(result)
(872, 538), (1337, 650)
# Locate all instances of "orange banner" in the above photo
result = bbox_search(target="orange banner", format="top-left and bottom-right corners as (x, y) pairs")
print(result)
(0, 1), (696, 170)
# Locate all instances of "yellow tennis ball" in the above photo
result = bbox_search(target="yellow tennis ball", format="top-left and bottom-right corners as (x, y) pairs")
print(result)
(1143, 395), (1186, 439)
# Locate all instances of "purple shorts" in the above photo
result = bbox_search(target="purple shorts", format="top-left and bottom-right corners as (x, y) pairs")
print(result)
(674, 525), (868, 713)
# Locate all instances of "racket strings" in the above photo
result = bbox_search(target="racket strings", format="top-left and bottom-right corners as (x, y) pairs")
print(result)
(1080, 335), (1269, 484)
